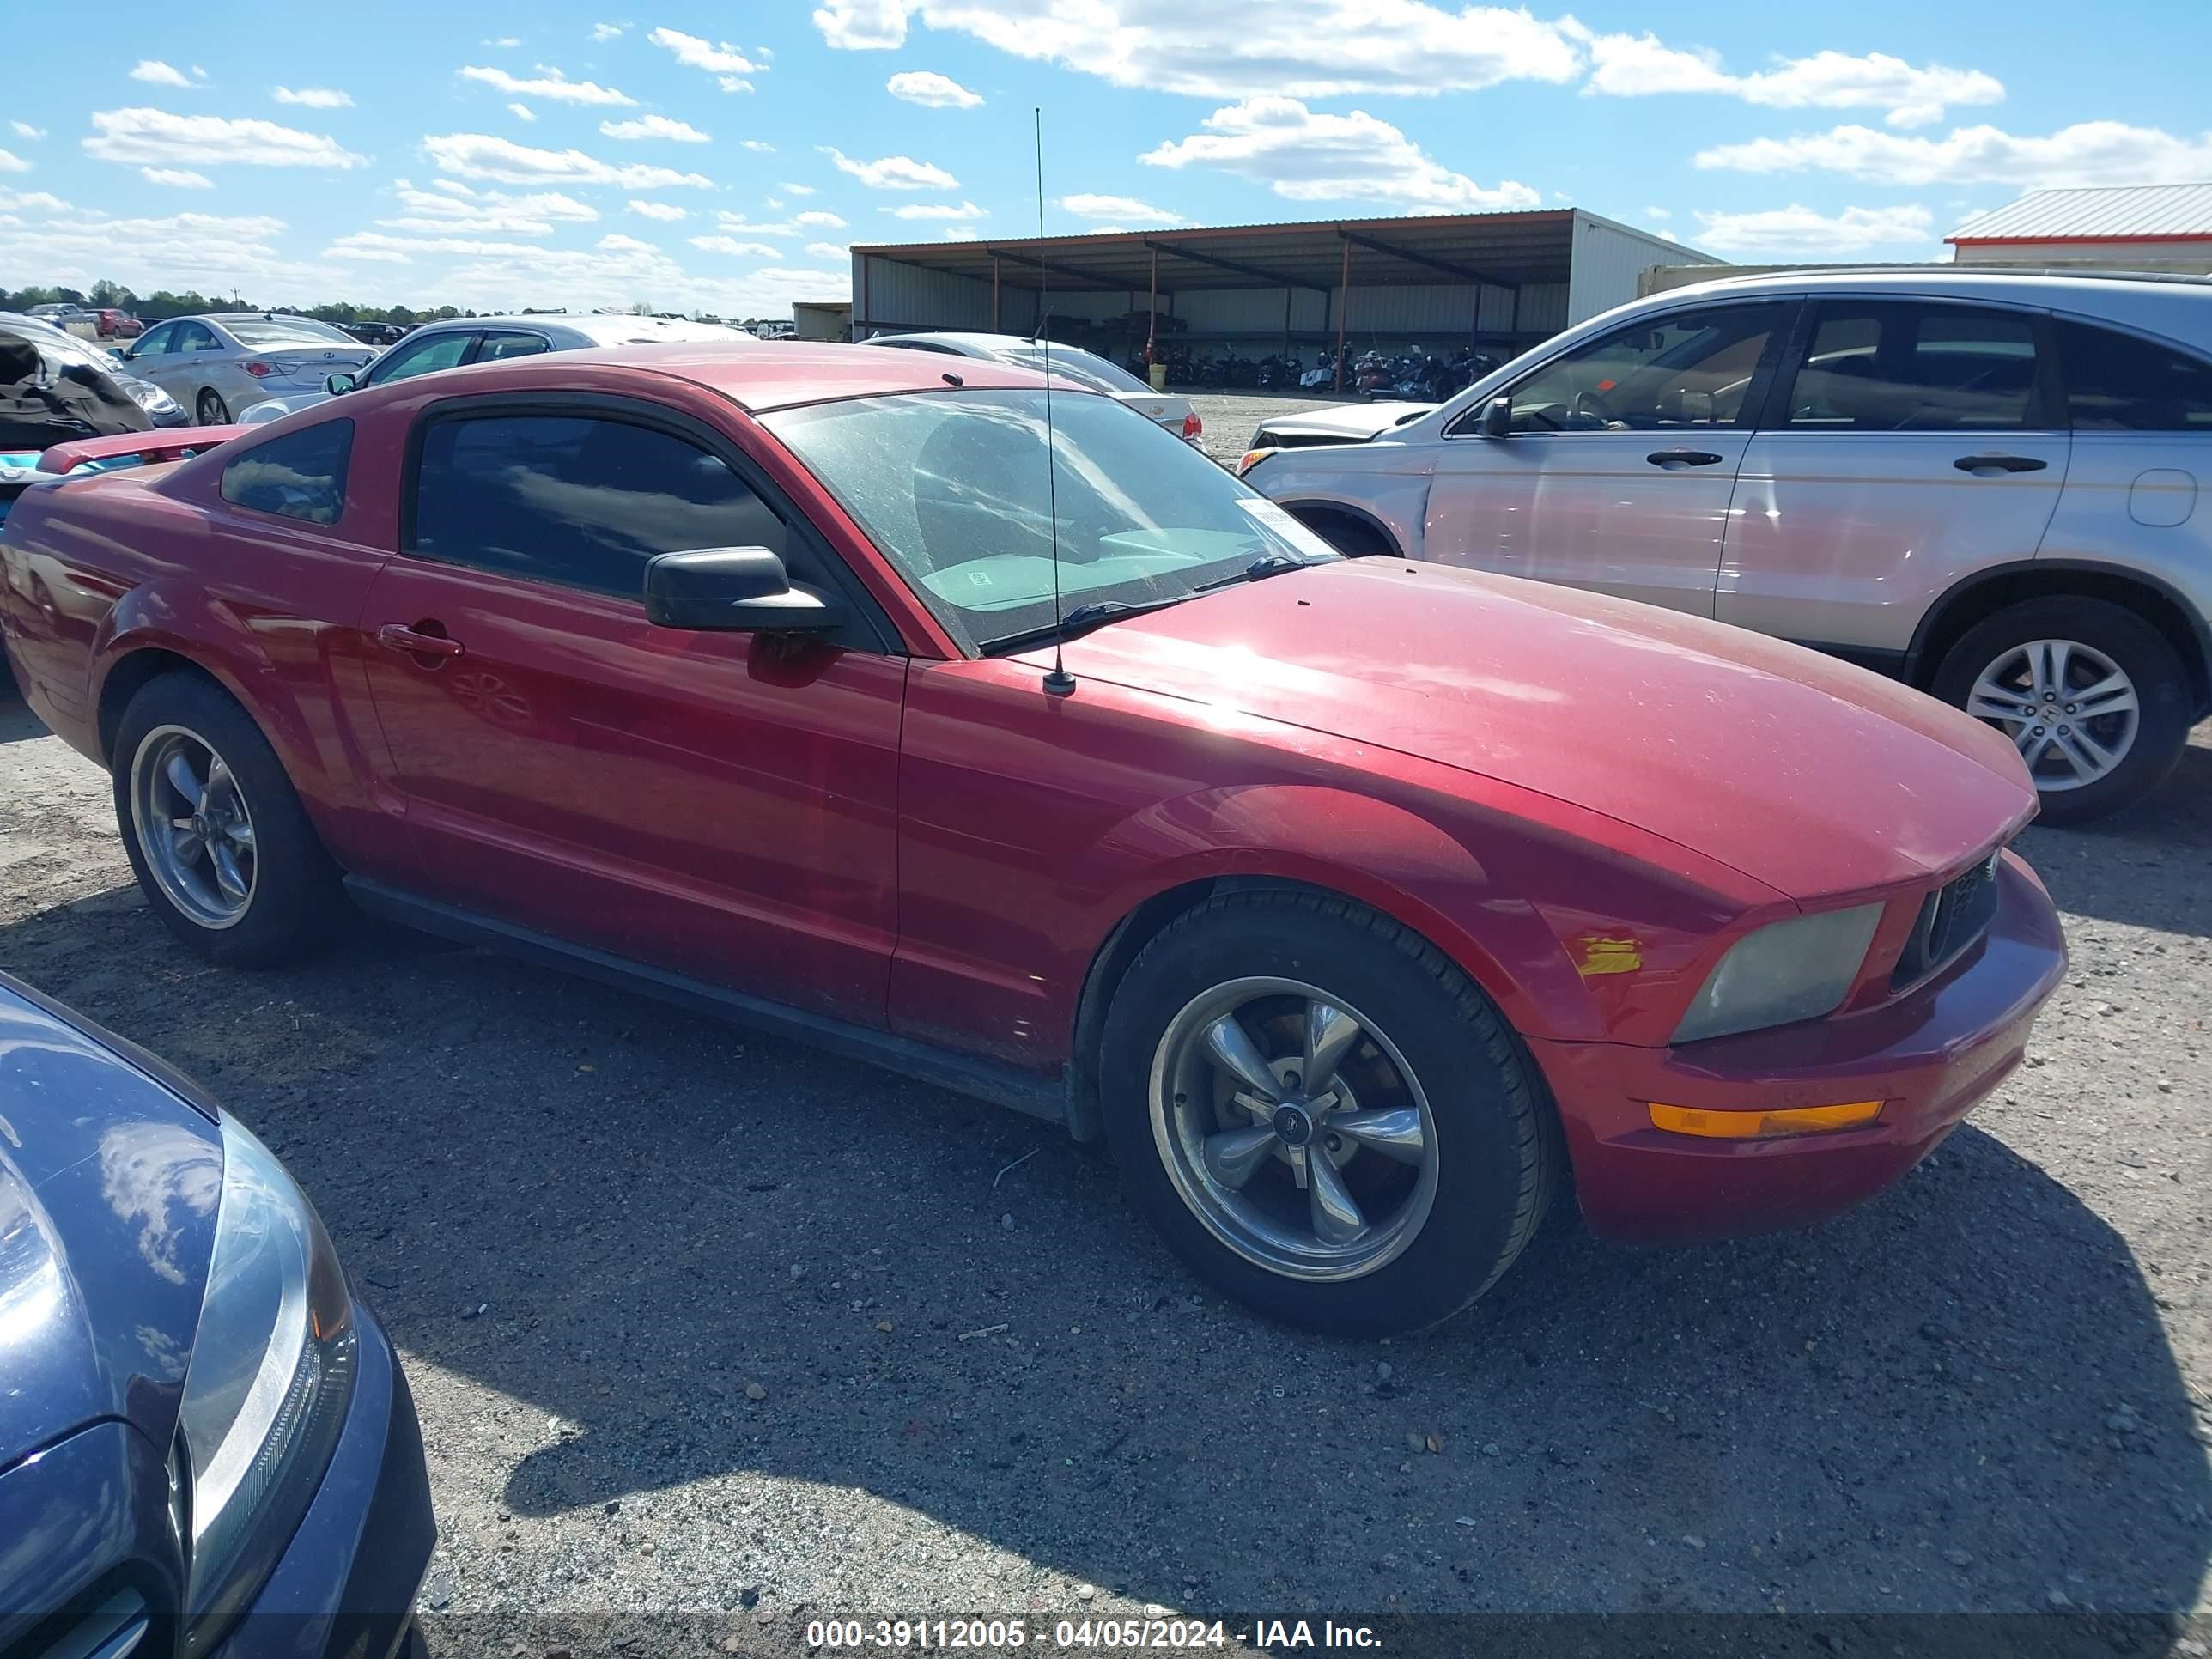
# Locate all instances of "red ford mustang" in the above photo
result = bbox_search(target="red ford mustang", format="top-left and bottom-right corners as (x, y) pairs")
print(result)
(0, 344), (2065, 1334)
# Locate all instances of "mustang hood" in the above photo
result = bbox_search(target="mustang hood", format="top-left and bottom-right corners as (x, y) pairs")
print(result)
(0, 984), (221, 1468)
(1036, 560), (2036, 902)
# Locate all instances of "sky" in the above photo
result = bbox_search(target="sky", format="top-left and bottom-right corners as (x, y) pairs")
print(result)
(3, 0), (2209, 319)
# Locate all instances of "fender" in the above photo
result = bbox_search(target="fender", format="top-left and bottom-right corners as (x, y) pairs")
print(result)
(1275, 496), (1412, 560)
(1258, 468), (1433, 562)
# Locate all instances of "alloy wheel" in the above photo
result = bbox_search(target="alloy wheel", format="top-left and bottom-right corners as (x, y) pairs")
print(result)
(1965, 638), (2140, 793)
(131, 724), (258, 929)
(1148, 976), (1439, 1281)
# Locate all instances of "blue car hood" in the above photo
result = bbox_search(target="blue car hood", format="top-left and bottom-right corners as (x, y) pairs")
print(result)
(0, 980), (221, 1467)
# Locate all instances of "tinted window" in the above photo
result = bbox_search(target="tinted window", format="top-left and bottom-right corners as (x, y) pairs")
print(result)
(366, 331), (474, 386)
(410, 413), (789, 595)
(2057, 320), (2212, 431)
(473, 331), (552, 363)
(135, 322), (177, 355)
(175, 322), (221, 354)
(1003, 345), (1152, 395)
(227, 318), (357, 348)
(221, 419), (352, 526)
(1486, 304), (1778, 433)
(1784, 302), (2045, 431)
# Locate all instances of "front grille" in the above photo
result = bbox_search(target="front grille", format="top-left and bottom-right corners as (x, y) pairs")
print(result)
(1892, 848), (2003, 991)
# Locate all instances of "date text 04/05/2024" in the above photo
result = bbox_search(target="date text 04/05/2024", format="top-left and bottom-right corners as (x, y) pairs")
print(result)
(801, 1619), (1383, 1650)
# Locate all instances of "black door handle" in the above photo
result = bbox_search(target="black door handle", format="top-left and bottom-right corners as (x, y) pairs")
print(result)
(1647, 449), (1724, 468)
(1953, 453), (2048, 474)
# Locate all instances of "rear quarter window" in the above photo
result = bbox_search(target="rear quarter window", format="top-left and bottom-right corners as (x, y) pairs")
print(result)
(220, 419), (353, 526)
(2058, 319), (2212, 431)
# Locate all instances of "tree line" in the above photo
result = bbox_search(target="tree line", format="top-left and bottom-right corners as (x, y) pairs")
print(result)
(2, 279), (472, 325)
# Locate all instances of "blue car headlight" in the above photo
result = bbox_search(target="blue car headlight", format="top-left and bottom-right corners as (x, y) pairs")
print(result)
(178, 1112), (357, 1652)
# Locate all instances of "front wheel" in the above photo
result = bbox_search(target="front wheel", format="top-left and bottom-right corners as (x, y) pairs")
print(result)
(196, 388), (229, 425)
(1099, 890), (1558, 1336)
(1932, 597), (2191, 825)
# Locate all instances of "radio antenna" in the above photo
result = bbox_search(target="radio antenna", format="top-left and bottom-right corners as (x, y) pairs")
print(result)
(1035, 106), (1074, 696)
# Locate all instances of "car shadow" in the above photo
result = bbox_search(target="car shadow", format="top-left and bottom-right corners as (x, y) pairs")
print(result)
(1, 893), (2204, 1625)
(2018, 730), (2212, 937)
(0, 684), (47, 744)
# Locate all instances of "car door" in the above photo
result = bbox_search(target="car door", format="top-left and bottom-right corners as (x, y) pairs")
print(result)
(119, 320), (182, 396)
(1718, 299), (2070, 660)
(356, 395), (907, 1025)
(1420, 300), (1791, 616)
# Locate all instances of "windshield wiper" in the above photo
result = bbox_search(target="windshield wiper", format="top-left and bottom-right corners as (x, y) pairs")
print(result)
(980, 594), (1193, 655)
(1193, 552), (1317, 592)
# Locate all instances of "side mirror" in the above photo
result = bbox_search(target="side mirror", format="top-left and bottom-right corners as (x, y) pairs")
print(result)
(325, 370), (359, 395)
(1479, 396), (1513, 438)
(644, 547), (847, 633)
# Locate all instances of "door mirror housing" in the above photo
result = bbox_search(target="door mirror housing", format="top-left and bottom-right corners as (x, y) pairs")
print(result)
(644, 547), (847, 633)
(1479, 396), (1513, 438)
(325, 370), (359, 395)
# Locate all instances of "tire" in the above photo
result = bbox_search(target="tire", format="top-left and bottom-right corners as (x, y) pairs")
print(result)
(196, 388), (229, 425)
(112, 670), (349, 966)
(1287, 507), (1397, 560)
(1098, 890), (1558, 1336)
(1931, 597), (2191, 826)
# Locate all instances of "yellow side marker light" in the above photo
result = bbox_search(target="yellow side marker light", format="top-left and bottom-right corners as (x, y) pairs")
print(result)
(1647, 1101), (1883, 1139)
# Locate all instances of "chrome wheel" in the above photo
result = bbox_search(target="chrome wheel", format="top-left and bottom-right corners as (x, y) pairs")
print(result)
(131, 725), (258, 929)
(1148, 977), (1439, 1282)
(1966, 639), (2139, 793)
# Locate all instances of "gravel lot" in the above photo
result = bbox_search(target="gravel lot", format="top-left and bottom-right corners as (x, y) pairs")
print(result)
(3, 663), (2210, 1651)
(1187, 391), (1355, 463)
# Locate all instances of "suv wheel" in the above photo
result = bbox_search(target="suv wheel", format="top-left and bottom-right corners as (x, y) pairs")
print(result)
(1932, 597), (2191, 825)
(1099, 890), (1557, 1335)
(113, 671), (349, 965)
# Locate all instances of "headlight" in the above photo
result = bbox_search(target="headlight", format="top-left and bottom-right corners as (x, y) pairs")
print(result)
(1672, 902), (1885, 1044)
(178, 1112), (356, 1652)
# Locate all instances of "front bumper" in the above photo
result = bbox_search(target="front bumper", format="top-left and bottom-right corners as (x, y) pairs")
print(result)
(1529, 851), (2066, 1245)
(214, 1295), (436, 1659)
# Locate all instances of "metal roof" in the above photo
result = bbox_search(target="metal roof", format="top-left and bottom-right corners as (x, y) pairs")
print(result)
(852, 209), (1718, 295)
(1948, 184), (2212, 245)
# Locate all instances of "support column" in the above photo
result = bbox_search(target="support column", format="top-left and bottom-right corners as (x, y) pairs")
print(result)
(1334, 237), (1351, 393)
(992, 257), (1001, 331)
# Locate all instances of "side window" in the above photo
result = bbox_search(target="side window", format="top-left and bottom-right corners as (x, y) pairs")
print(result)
(473, 331), (552, 363)
(1783, 302), (2045, 432)
(365, 331), (475, 386)
(410, 413), (792, 597)
(2057, 320), (2212, 431)
(1476, 305), (1778, 434)
(176, 323), (220, 354)
(220, 419), (352, 526)
(134, 322), (176, 355)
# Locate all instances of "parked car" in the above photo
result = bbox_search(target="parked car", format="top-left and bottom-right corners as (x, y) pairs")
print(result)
(112, 313), (378, 425)
(0, 971), (434, 1655)
(0, 345), (2064, 1335)
(0, 311), (189, 428)
(25, 301), (94, 336)
(1249, 270), (2212, 823)
(1240, 400), (1436, 465)
(237, 311), (756, 424)
(95, 307), (144, 340)
(864, 331), (1204, 445)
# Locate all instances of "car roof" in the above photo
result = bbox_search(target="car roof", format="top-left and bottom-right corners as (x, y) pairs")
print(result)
(411, 340), (1055, 411)
(876, 331), (1109, 358)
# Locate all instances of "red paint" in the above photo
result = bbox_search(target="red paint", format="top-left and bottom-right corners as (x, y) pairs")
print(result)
(1946, 233), (2212, 247)
(0, 346), (2067, 1246)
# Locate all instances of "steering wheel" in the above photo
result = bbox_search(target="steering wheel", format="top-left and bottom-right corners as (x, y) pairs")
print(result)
(1570, 387), (1615, 424)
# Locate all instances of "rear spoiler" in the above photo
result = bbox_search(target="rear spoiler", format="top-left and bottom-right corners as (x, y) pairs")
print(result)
(38, 425), (252, 474)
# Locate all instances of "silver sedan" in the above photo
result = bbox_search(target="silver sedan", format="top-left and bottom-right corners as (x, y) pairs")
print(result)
(113, 313), (376, 425)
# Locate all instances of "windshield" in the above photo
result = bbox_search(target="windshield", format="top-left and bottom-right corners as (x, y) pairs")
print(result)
(763, 388), (1338, 653)
(1000, 344), (1152, 396)
(226, 318), (359, 348)
(0, 313), (118, 374)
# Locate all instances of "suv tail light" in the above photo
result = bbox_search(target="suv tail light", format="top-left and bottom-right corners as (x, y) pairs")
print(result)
(1182, 411), (1203, 441)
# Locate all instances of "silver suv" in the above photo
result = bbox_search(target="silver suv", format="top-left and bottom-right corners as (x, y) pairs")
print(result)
(1248, 270), (2212, 823)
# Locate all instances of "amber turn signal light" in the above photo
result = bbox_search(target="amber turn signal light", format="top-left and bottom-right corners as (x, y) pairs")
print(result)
(1647, 1101), (1883, 1139)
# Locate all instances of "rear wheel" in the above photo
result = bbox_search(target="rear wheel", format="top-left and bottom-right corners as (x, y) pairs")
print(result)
(196, 388), (228, 425)
(1099, 890), (1557, 1335)
(1932, 597), (2191, 825)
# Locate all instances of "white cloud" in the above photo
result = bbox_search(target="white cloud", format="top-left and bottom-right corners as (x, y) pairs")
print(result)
(508, 103), (536, 121)
(130, 60), (194, 88)
(600, 114), (711, 143)
(1641, 204), (1671, 221)
(880, 199), (988, 220)
(1062, 192), (1182, 222)
(86, 108), (368, 169)
(328, 230), (546, 262)
(1141, 97), (1540, 210)
(591, 21), (628, 40)
(380, 179), (599, 234)
(822, 146), (956, 189)
(1691, 202), (1935, 254)
(141, 167), (215, 188)
(887, 70), (981, 108)
(1696, 120), (2212, 188)
(794, 210), (847, 228)
(3, 203), (346, 296)
(273, 87), (355, 109)
(741, 140), (776, 153)
(10, 122), (47, 141)
(781, 180), (817, 195)
(627, 198), (689, 221)
(691, 234), (787, 258)
(1577, 35), (2002, 128)
(192, 66), (209, 79)
(812, 2), (1581, 100)
(598, 233), (658, 252)
(942, 226), (980, 241)
(0, 150), (26, 174)
(458, 64), (635, 106)
(0, 189), (68, 211)
(483, 36), (521, 47)
(422, 132), (714, 189)
(806, 240), (851, 259)
(647, 27), (758, 90)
